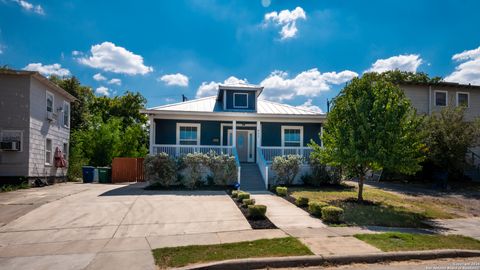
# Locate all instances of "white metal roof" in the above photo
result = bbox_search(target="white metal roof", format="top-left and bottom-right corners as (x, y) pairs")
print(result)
(148, 96), (323, 115)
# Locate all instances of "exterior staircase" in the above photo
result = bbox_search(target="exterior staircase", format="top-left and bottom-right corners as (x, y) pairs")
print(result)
(240, 163), (266, 191)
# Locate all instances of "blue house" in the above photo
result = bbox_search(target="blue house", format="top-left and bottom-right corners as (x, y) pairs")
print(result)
(142, 84), (324, 190)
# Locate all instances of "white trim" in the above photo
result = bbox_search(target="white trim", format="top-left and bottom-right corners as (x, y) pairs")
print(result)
(63, 101), (70, 128)
(456, 91), (470, 107)
(233, 92), (248, 109)
(281, 126), (304, 147)
(0, 129), (24, 152)
(434, 90), (448, 107)
(46, 90), (54, 113)
(45, 138), (53, 166)
(176, 123), (201, 145)
(149, 114), (324, 123)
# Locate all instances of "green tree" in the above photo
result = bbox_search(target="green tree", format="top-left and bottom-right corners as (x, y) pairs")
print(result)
(379, 70), (442, 84)
(311, 73), (426, 201)
(423, 106), (480, 178)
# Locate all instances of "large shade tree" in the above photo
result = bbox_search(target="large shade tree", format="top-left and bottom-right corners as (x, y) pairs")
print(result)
(311, 73), (426, 201)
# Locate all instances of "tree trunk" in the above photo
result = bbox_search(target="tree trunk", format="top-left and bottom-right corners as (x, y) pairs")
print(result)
(358, 174), (365, 202)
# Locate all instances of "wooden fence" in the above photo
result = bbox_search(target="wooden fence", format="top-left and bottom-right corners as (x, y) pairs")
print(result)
(111, 157), (145, 183)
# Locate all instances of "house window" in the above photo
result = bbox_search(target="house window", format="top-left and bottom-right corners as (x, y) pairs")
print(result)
(457, 92), (469, 107)
(434, 91), (447, 106)
(63, 101), (70, 128)
(45, 138), (52, 165)
(282, 126), (303, 147)
(233, 93), (248, 108)
(0, 130), (23, 151)
(46, 91), (54, 113)
(177, 123), (201, 145)
(63, 143), (68, 160)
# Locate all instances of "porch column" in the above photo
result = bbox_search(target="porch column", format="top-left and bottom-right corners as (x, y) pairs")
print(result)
(232, 120), (237, 147)
(149, 115), (155, 155)
(256, 121), (261, 148)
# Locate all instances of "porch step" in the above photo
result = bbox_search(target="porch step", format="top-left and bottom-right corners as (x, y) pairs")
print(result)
(240, 163), (266, 191)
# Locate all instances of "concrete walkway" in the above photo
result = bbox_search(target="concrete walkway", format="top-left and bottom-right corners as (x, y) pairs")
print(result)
(430, 217), (480, 240)
(252, 193), (326, 229)
(251, 193), (383, 256)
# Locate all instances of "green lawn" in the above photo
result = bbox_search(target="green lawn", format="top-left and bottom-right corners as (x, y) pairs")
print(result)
(151, 237), (313, 268)
(355, 232), (480, 251)
(290, 185), (463, 228)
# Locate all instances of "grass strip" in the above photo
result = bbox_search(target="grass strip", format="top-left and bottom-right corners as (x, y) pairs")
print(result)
(355, 232), (480, 252)
(152, 237), (312, 268)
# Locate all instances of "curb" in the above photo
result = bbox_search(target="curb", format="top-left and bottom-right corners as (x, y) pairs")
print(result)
(178, 249), (480, 270)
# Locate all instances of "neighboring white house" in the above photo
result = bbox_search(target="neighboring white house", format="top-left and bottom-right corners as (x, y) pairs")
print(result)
(0, 70), (76, 184)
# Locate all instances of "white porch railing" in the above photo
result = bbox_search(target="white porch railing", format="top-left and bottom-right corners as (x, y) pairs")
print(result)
(256, 147), (269, 189)
(152, 144), (233, 157)
(151, 144), (241, 184)
(260, 146), (312, 163)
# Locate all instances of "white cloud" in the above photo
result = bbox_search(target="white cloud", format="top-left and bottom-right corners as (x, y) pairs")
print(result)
(260, 68), (357, 101)
(95, 86), (110, 96)
(296, 99), (323, 113)
(12, 0), (44, 15)
(445, 46), (480, 85)
(72, 50), (82, 56)
(108, 78), (122, 86)
(93, 73), (106, 81)
(23, 63), (70, 77)
(367, 54), (423, 73)
(196, 76), (248, 98)
(76, 42), (153, 75)
(264, 7), (306, 39)
(159, 73), (189, 87)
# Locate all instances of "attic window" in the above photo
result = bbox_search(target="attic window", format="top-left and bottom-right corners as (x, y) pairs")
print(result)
(233, 93), (248, 109)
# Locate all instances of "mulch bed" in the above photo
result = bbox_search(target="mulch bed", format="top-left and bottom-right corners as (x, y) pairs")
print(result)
(283, 194), (310, 212)
(230, 196), (277, 230)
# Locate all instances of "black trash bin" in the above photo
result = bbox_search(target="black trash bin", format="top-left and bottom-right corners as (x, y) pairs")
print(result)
(97, 167), (112, 183)
(82, 166), (95, 183)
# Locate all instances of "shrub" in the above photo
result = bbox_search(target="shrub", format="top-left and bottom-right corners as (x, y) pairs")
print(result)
(295, 196), (309, 207)
(276, 186), (288, 196)
(242, 198), (256, 207)
(271, 155), (303, 185)
(308, 201), (329, 217)
(144, 153), (178, 187)
(248, 205), (267, 219)
(181, 153), (208, 188)
(237, 192), (251, 202)
(231, 190), (240, 198)
(305, 158), (342, 186)
(206, 151), (238, 185)
(321, 206), (344, 223)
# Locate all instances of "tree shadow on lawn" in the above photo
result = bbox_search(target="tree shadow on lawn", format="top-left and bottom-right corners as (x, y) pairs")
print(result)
(331, 198), (435, 229)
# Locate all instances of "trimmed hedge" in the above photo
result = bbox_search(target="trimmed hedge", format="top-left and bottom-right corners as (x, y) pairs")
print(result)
(248, 205), (267, 219)
(231, 190), (240, 198)
(237, 192), (251, 202)
(295, 196), (309, 207)
(276, 186), (288, 196)
(242, 198), (256, 207)
(321, 206), (344, 223)
(308, 201), (329, 217)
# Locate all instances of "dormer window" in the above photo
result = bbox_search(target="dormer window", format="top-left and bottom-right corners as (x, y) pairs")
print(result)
(233, 93), (248, 109)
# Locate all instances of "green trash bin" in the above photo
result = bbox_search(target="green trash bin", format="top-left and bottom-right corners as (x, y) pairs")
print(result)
(97, 167), (111, 183)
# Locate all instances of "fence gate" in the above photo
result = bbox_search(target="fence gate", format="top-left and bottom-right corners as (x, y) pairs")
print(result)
(111, 157), (145, 183)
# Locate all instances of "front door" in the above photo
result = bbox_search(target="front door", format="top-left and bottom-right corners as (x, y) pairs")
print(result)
(228, 130), (255, 162)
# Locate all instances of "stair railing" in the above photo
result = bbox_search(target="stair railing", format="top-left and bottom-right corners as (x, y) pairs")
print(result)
(256, 147), (269, 189)
(466, 149), (480, 171)
(232, 147), (241, 187)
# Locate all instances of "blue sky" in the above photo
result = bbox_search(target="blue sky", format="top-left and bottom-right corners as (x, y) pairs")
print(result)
(1, 0), (480, 112)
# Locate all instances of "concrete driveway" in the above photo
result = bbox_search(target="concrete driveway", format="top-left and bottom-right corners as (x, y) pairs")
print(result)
(0, 182), (252, 270)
